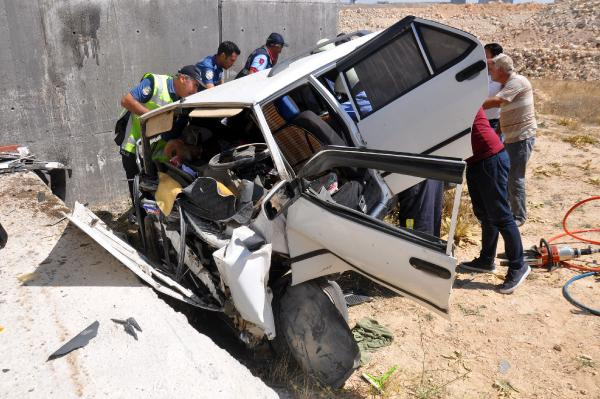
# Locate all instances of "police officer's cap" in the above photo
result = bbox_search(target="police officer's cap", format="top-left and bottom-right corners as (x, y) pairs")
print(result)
(177, 65), (202, 83)
(266, 32), (288, 47)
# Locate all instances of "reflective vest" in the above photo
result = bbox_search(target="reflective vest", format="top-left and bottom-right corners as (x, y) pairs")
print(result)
(120, 73), (173, 156)
(235, 47), (272, 79)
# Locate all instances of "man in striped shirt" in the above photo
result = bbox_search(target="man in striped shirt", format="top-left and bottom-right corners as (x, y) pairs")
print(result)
(483, 54), (536, 227)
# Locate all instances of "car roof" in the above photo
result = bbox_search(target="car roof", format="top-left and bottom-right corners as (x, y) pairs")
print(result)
(185, 32), (376, 106)
(140, 32), (377, 123)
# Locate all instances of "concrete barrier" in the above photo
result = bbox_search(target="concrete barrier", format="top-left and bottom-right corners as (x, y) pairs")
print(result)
(0, 0), (338, 205)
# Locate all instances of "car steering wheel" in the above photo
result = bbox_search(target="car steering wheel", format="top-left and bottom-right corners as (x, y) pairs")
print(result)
(208, 143), (270, 171)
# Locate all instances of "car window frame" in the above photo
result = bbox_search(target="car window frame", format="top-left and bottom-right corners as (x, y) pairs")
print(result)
(336, 17), (479, 120)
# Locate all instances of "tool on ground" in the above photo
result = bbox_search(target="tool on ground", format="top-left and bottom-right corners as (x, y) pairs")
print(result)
(111, 317), (142, 340)
(499, 239), (599, 271)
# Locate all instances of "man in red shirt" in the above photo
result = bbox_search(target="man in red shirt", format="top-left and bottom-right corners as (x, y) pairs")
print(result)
(459, 108), (530, 294)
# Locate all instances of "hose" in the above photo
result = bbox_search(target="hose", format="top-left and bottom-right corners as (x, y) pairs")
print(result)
(561, 196), (600, 245)
(562, 272), (600, 316)
(547, 196), (600, 272)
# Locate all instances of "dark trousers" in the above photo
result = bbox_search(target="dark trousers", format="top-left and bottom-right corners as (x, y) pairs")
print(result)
(397, 179), (444, 237)
(121, 152), (138, 207)
(466, 150), (524, 270)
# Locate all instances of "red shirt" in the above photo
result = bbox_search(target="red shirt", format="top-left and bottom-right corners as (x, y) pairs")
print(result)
(467, 108), (504, 165)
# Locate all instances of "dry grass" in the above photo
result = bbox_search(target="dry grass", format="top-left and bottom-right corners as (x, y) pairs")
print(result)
(557, 117), (581, 130)
(533, 162), (563, 177)
(440, 188), (478, 247)
(587, 177), (600, 187)
(561, 134), (599, 148)
(534, 79), (600, 125)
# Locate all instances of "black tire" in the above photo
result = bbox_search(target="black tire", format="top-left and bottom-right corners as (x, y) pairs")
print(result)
(321, 280), (349, 323)
(0, 222), (7, 249)
(276, 280), (360, 388)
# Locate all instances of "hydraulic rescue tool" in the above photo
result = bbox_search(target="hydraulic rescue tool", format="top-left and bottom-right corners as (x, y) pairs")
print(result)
(499, 239), (599, 271)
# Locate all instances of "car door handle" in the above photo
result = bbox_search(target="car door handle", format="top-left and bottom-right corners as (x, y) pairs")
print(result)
(455, 60), (486, 82)
(409, 257), (452, 279)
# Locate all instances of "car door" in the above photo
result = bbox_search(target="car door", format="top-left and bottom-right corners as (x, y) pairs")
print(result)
(263, 147), (466, 316)
(335, 16), (487, 193)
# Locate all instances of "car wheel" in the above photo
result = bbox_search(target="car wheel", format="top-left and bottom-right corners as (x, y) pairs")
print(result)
(320, 280), (349, 323)
(276, 279), (360, 388)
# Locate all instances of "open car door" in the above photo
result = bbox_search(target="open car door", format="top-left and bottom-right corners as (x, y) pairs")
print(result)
(263, 147), (466, 316)
(335, 16), (487, 193)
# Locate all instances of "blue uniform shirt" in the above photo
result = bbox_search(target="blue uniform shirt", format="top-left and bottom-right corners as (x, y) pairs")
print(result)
(250, 52), (271, 72)
(129, 76), (178, 103)
(195, 55), (224, 91)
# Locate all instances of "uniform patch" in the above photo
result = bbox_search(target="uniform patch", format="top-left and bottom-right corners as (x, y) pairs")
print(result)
(205, 70), (214, 81)
(142, 86), (151, 96)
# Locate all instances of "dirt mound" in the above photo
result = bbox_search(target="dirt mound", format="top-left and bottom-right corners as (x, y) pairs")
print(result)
(339, 0), (600, 80)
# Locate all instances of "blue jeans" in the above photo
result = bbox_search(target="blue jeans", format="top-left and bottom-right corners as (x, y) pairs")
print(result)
(504, 137), (535, 222)
(466, 150), (524, 270)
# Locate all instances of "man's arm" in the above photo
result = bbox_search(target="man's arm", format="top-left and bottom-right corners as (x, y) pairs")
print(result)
(121, 93), (150, 116)
(248, 54), (269, 75)
(482, 96), (505, 109)
(121, 77), (154, 115)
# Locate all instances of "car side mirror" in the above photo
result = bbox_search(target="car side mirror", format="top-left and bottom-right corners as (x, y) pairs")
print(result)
(262, 180), (301, 221)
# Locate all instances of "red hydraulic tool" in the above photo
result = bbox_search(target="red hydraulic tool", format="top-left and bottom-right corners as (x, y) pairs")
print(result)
(500, 239), (600, 271)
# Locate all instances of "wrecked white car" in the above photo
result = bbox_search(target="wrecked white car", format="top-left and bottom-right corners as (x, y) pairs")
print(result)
(91, 17), (488, 387)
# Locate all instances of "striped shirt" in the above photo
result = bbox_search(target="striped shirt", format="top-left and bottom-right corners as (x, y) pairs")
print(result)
(497, 73), (537, 144)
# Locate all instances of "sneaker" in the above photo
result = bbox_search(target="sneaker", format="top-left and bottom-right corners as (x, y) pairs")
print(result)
(458, 258), (496, 273)
(498, 265), (531, 294)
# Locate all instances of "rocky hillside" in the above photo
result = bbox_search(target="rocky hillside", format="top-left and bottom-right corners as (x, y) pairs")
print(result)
(339, 0), (600, 80)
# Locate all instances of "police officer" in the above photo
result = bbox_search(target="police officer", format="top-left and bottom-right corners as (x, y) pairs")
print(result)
(117, 65), (201, 213)
(195, 41), (241, 91)
(235, 32), (287, 78)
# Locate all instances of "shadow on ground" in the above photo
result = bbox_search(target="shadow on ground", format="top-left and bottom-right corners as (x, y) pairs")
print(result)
(25, 222), (140, 287)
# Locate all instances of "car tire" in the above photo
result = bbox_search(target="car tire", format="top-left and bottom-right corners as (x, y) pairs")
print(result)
(276, 279), (360, 388)
(0, 222), (7, 249)
(320, 280), (349, 323)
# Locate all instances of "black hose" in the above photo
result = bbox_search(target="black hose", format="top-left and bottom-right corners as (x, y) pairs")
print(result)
(562, 272), (600, 316)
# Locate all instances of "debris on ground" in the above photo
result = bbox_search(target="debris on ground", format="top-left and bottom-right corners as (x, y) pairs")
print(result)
(352, 318), (394, 364)
(47, 321), (99, 361)
(345, 293), (373, 307)
(112, 317), (143, 340)
(0, 145), (67, 175)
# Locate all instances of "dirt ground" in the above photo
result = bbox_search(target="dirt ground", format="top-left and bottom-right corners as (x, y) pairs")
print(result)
(306, 4), (600, 398)
(338, 114), (600, 398)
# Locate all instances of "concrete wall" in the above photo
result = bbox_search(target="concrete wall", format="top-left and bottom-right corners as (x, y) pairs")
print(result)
(0, 0), (337, 205)
(221, 0), (339, 79)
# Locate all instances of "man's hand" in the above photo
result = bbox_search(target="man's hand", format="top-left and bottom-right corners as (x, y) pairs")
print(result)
(121, 93), (150, 116)
(483, 96), (505, 109)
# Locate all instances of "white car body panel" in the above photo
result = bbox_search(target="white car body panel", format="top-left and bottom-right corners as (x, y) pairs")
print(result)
(286, 197), (456, 316)
(338, 20), (487, 193)
(213, 226), (276, 338)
